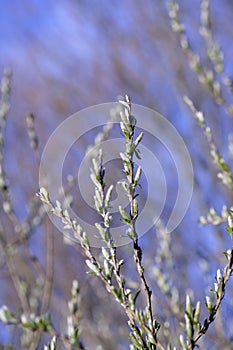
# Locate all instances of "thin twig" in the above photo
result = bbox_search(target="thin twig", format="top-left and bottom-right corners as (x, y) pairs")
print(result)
(190, 249), (233, 349)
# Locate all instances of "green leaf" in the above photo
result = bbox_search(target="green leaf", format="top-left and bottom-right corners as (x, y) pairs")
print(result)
(133, 289), (141, 304)
(135, 149), (141, 160)
(85, 260), (99, 275)
(134, 132), (144, 147)
(105, 184), (114, 208)
(119, 206), (131, 224)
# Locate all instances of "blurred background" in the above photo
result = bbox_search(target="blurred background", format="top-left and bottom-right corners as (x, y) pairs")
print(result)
(0, 1), (233, 349)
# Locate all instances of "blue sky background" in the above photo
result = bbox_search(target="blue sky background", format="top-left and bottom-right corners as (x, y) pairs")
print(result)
(1, 1), (233, 348)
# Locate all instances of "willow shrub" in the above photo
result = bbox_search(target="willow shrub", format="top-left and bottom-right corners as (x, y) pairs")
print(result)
(1, 1), (233, 349)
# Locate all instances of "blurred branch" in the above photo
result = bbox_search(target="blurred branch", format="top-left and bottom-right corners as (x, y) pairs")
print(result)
(168, 1), (233, 115)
